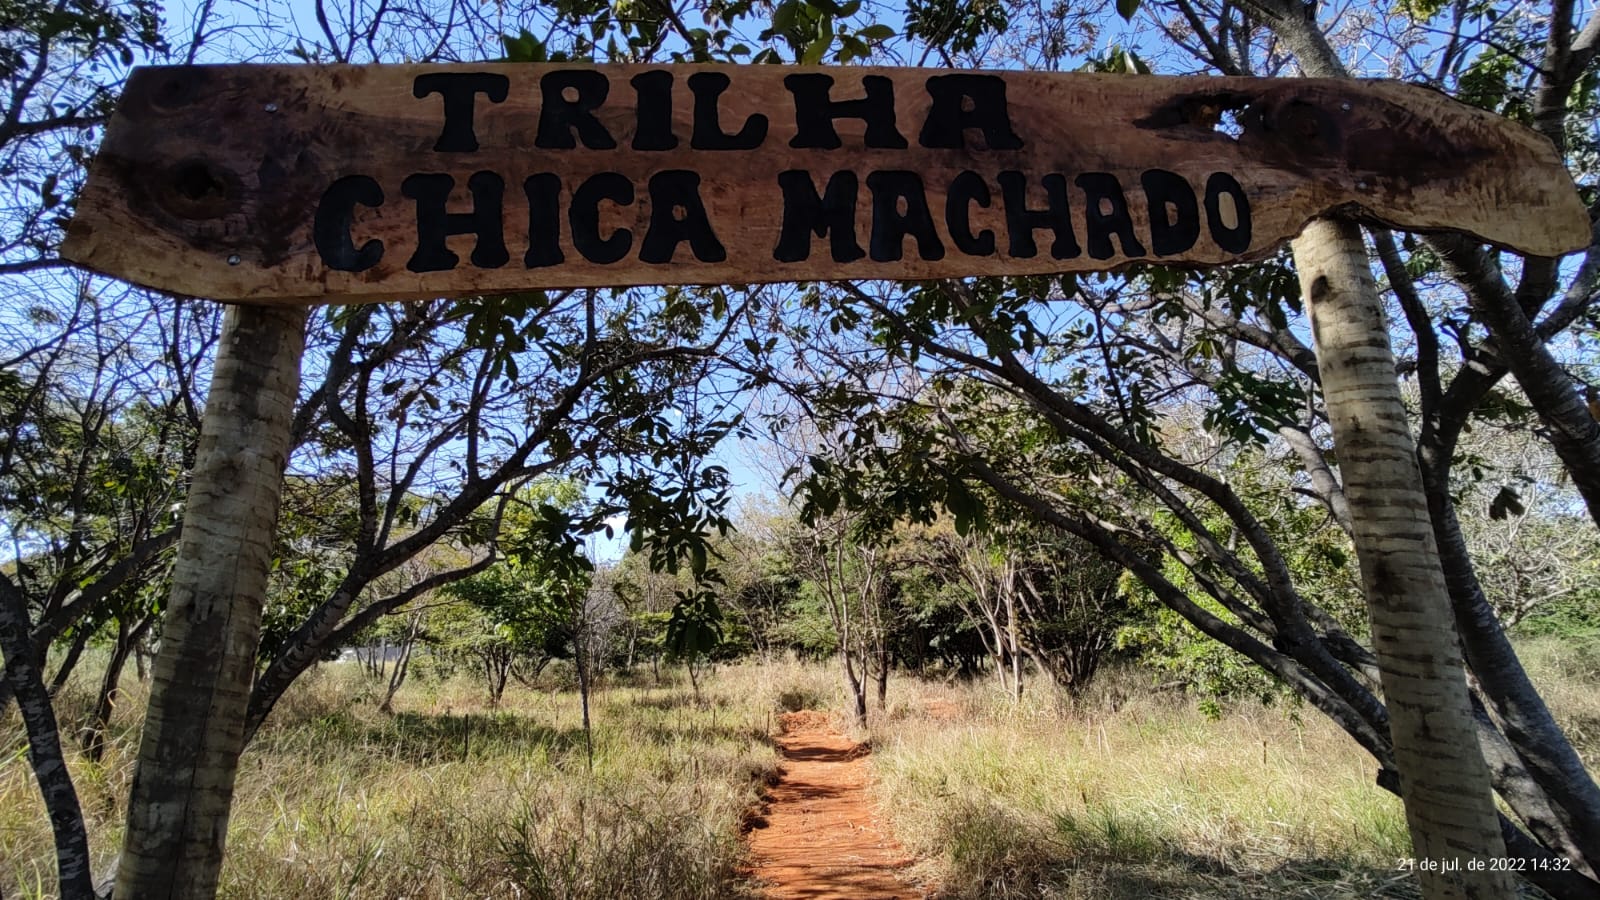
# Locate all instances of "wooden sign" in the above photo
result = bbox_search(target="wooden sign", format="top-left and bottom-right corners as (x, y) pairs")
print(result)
(62, 64), (1589, 305)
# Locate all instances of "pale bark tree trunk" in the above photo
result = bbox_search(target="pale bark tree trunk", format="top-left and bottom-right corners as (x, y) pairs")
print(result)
(957, 548), (1009, 694)
(1002, 563), (1023, 702)
(840, 648), (867, 724)
(378, 610), (424, 714)
(986, 615), (1008, 694)
(578, 642), (593, 769)
(114, 304), (306, 900)
(1294, 218), (1514, 897)
(1234, 1), (1600, 876)
(816, 532), (870, 724)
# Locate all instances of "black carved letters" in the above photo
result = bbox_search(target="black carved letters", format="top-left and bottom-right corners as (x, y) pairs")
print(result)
(868, 171), (943, 262)
(998, 171), (1079, 260)
(690, 73), (769, 150)
(1205, 173), (1252, 253)
(315, 175), (385, 271)
(946, 171), (995, 256)
(538, 70), (617, 149)
(414, 73), (509, 153)
(323, 72), (1266, 276)
(402, 171), (509, 272)
(630, 71), (678, 151)
(570, 172), (633, 263)
(523, 173), (565, 268)
(1077, 173), (1145, 260)
(640, 170), (726, 264)
(786, 74), (908, 150)
(774, 170), (864, 263)
(1142, 169), (1200, 256)
(920, 75), (1023, 150)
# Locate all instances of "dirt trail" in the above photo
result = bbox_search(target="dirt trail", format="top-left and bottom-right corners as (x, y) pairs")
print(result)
(743, 710), (922, 899)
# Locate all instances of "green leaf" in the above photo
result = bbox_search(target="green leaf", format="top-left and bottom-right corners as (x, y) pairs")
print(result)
(1116, 0), (1140, 20)
(500, 29), (547, 63)
(800, 33), (830, 64)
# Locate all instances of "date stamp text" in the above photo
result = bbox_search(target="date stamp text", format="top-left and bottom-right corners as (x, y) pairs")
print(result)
(1396, 856), (1573, 873)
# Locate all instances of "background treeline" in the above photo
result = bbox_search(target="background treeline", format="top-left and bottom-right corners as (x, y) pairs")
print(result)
(354, 426), (1599, 728)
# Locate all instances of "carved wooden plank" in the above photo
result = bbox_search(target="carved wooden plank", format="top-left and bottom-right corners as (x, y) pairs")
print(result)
(62, 64), (1589, 305)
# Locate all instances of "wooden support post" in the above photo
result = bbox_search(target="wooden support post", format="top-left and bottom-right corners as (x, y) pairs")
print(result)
(114, 304), (306, 900)
(1295, 218), (1515, 898)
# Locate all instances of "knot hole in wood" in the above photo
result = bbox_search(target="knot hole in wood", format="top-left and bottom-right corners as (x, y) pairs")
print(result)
(160, 158), (238, 220)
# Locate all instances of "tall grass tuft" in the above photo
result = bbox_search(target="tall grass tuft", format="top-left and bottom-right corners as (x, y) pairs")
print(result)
(867, 662), (1426, 899)
(497, 786), (744, 899)
(4, 656), (789, 898)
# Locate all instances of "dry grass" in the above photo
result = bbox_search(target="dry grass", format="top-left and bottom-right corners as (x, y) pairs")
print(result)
(3, 644), (1594, 899)
(1512, 637), (1600, 768)
(862, 655), (1589, 899)
(2, 657), (807, 899)
(0, 661), (147, 897)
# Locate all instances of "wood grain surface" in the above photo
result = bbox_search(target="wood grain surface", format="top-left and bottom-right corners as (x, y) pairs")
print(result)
(61, 63), (1590, 305)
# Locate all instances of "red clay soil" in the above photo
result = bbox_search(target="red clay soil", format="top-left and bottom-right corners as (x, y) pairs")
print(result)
(743, 710), (923, 899)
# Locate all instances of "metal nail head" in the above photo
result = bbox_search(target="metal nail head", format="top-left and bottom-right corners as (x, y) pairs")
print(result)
(227, 254), (242, 265)
(1340, 102), (1351, 111)
(264, 103), (279, 113)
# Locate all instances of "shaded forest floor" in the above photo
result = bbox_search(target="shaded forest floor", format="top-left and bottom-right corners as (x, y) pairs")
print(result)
(3, 642), (1597, 898)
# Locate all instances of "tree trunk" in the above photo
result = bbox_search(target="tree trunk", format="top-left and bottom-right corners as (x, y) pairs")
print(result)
(1294, 218), (1514, 897)
(1435, 240), (1600, 526)
(1003, 575), (1023, 702)
(47, 625), (93, 697)
(484, 649), (510, 707)
(578, 640), (594, 772)
(841, 649), (867, 725)
(114, 304), (307, 900)
(0, 576), (95, 899)
(1244, 3), (1600, 880)
(874, 642), (889, 711)
(379, 646), (407, 712)
(1419, 404), (1600, 874)
(0, 598), (94, 717)
(987, 614), (1008, 694)
(82, 629), (129, 763)
(379, 612), (423, 714)
(82, 613), (155, 764)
